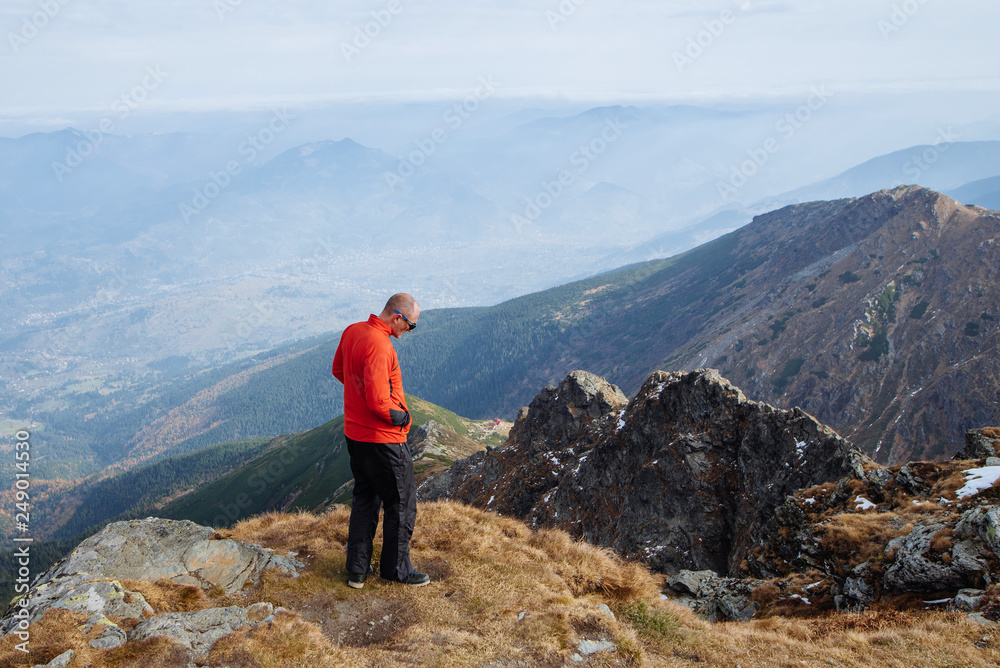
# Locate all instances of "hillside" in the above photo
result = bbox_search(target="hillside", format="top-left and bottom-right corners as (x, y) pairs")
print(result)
(3, 504), (999, 667)
(157, 395), (502, 528)
(0, 396), (501, 606)
(397, 185), (999, 463)
(61, 185), (995, 468)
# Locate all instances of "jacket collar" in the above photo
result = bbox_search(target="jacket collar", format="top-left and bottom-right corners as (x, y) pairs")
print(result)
(367, 313), (392, 336)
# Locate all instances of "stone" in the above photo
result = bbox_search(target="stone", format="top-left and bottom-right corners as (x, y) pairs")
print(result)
(595, 604), (616, 621)
(952, 589), (985, 612)
(577, 638), (616, 656)
(32, 649), (74, 668)
(129, 605), (252, 660)
(844, 566), (875, 608)
(968, 612), (997, 625)
(0, 518), (303, 635)
(883, 522), (989, 592)
(246, 601), (274, 622)
(955, 506), (1000, 559)
(666, 570), (717, 596)
(988, 457), (1000, 467)
(955, 428), (1000, 460)
(422, 368), (871, 577)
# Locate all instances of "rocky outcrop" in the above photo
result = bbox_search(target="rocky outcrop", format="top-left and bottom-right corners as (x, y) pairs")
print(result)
(956, 428), (1000, 459)
(422, 368), (872, 576)
(1, 517), (302, 647)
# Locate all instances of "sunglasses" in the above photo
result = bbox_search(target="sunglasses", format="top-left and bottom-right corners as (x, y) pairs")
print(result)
(394, 309), (417, 331)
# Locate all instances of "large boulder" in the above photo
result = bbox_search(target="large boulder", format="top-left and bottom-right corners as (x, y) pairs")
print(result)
(955, 428), (1000, 459)
(423, 368), (872, 576)
(1, 517), (302, 634)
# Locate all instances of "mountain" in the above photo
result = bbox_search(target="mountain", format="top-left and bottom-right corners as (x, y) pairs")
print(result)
(394, 185), (1000, 463)
(949, 174), (1000, 211)
(770, 140), (1000, 206)
(38, 184), (992, 472)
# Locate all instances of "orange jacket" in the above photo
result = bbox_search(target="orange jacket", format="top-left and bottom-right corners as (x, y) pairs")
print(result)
(332, 315), (410, 443)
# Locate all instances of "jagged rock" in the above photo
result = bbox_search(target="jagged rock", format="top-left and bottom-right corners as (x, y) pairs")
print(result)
(666, 570), (717, 596)
(956, 428), (1000, 459)
(883, 521), (990, 592)
(420, 370), (628, 519)
(0, 579), (154, 635)
(425, 369), (872, 577)
(896, 463), (931, 495)
(85, 613), (128, 649)
(952, 589), (986, 612)
(31, 649), (74, 668)
(0, 517), (303, 634)
(843, 563), (876, 608)
(955, 505), (1000, 558)
(129, 605), (252, 660)
(664, 569), (767, 622)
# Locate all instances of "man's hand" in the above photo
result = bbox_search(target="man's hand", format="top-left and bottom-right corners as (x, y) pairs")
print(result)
(390, 409), (411, 427)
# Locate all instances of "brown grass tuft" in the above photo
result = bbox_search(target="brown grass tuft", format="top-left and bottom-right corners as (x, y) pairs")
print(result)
(119, 578), (211, 613)
(816, 512), (912, 571)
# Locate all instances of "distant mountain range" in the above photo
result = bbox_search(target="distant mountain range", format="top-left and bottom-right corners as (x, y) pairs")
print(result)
(18, 185), (991, 483)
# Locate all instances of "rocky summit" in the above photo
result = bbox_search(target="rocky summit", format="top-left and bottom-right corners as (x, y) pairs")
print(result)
(421, 368), (873, 576)
(422, 369), (1000, 622)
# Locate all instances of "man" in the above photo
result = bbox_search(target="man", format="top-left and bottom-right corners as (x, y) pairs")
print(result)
(331, 293), (430, 588)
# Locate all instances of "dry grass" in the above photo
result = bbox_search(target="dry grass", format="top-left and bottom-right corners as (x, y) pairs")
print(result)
(2, 501), (1000, 667)
(815, 511), (913, 573)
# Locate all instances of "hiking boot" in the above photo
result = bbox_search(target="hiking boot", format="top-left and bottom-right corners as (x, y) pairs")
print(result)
(401, 571), (430, 587)
(347, 565), (374, 589)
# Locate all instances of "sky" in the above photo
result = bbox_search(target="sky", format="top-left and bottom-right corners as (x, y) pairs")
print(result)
(0, 0), (998, 132)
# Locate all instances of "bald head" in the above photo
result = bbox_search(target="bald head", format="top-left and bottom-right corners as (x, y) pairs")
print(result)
(381, 293), (418, 319)
(379, 293), (420, 338)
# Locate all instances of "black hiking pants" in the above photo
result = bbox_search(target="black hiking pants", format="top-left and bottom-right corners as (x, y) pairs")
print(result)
(345, 437), (417, 582)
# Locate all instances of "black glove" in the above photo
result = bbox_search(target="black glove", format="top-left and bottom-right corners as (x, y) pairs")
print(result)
(390, 409), (411, 427)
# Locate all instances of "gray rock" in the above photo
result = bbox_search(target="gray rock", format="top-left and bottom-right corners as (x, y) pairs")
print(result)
(955, 428), (1000, 459)
(952, 589), (985, 612)
(130, 605), (252, 660)
(595, 604), (616, 621)
(32, 649), (74, 668)
(2, 579), (153, 633)
(577, 638), (616, 656)
(0, 517), (303, 634)
(883, 522), (989, 592)
(844, 565), (875, 608)
(422, 368), (872, 577)
(968, 612), (997, 625)
(988, 457), (1000, 467)
(666, 570), (717, 596)
(955, 505), (1000, 559)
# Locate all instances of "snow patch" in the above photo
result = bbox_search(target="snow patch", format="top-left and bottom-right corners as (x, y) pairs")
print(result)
(803, 497), (816, 505)
(795, 440), (807, 459)
(956, 466), (1000, 499)
(854, 496), (876, 511)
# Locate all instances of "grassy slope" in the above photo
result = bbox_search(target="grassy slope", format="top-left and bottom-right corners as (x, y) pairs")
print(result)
(4, 502), (998, 667)
(159, 395), (495, 528)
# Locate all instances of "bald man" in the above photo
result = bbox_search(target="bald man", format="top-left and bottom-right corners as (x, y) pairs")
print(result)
(332, 293), (429, 588)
